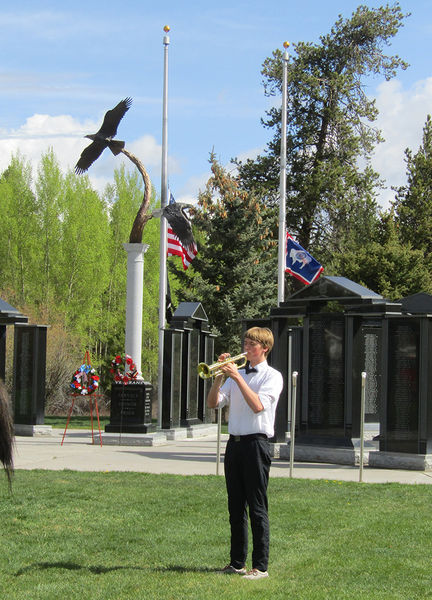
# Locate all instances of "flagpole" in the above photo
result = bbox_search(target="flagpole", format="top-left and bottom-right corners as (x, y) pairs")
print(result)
(278, 41), (289, 305)
(157, 25), (170, 429)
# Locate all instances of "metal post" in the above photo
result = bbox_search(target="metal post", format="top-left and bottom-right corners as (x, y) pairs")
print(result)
(157, 26), (170, 429)
(216, 407), (222, 476)
(359, 371), (367, 482)
(289, 371), (298, 478)
(277, 41), (289, 305)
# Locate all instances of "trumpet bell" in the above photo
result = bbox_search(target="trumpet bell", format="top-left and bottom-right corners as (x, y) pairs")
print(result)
(197, 353), (248, 379)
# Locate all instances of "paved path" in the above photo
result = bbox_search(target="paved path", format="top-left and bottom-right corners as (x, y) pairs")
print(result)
(12, 429), (432, 485)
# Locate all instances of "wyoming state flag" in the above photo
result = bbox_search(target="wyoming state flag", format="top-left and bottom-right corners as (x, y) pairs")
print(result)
(285, 234), (323, 285)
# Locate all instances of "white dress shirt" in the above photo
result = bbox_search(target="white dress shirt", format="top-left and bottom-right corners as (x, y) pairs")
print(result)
(217, 360), (283, 438)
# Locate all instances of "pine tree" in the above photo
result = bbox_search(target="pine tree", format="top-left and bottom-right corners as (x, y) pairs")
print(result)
(173, 155), (278, 355)
(394, 115), (432, 257)
(236, 4), (408, 255)
(334, 210), (432, 299)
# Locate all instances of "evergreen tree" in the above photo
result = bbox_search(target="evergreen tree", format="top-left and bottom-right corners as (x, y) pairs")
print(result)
(236, 4), (408, 255)
(174, 155), (278, 356)
(394, 114), (432, 258)
(334, 210), (432, 299)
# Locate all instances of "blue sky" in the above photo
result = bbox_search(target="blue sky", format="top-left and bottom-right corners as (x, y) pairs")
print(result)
(1, 0), (431, 208)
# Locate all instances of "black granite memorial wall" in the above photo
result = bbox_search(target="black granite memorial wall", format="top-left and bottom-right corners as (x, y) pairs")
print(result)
(267, 276), (391, 449)
(161, 302), (215, 430)
(161, 329), (183, 429)
(183, 327), (200, 425)
(13, 324), (47, 425)
(379, 318), (427, 454)
(299, 313), (346, 443)
(0, 297), (28, 384)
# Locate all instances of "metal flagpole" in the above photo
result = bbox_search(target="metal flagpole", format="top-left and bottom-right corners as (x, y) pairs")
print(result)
(277, 41), (289, 305)
(157, 25), (170, 429)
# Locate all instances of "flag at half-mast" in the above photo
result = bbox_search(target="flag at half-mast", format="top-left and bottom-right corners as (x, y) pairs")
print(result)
(167, 193), (197, 270)
(285, 233), (323, 285)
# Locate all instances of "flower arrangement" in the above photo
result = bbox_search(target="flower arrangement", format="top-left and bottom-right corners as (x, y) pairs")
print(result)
(110, 354), (138, 384)
(70, 364), (100, 395)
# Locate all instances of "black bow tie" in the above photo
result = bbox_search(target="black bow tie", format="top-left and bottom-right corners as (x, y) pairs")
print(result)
(245, 363), (258, 375)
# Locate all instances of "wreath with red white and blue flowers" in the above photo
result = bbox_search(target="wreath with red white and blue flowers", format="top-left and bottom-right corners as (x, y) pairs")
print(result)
(110, 354), (138, 384)
(70, 364), (100, 395)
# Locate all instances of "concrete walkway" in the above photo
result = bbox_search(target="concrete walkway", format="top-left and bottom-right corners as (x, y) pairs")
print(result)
(12, 429), (432, 485)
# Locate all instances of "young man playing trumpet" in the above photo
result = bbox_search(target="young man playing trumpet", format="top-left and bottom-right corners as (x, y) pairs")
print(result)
(207, 327), (283, 580)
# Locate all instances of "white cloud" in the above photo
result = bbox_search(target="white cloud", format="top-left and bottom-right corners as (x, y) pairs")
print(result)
(0, 114), (165, 193)
(371, 78), (432, 208)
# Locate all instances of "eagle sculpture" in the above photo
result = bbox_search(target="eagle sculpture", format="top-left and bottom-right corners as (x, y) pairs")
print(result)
(75, 97), (132, 174)
(152, 202), (196, 251)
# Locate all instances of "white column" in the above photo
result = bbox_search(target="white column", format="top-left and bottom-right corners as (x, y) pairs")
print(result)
(123, 243), (149, 376)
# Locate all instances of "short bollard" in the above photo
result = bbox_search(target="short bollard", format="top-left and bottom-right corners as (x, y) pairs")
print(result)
(216, 407), (222, 476)
(289, 371), (298, 479)
(359, 371), (367, 482)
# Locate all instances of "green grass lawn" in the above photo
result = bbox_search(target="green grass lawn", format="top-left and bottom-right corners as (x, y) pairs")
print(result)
(44, 415), (110, 430)
(1, 471), (431, 600)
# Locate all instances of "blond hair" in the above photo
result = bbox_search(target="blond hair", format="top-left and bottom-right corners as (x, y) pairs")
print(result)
(244, 327), (274, 355)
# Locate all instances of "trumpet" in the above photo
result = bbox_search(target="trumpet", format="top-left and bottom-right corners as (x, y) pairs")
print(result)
(197, 352), (248, 379)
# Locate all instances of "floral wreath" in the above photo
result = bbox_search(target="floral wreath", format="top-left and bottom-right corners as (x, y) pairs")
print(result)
(110, 354), (138, 385)
(70, 364), (100, 395)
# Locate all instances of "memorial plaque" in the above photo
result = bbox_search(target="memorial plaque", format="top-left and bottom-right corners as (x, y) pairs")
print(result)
(161, 329), (183, 429)
(349, 321), (382, 438)
(171, 332), (182, 427)
(184, 328), (200, 424)
(13, 325), (47, 425)
(385, 320), (419, 453)
(202, 334), (215, 423)
(106, 381), (155, 433)
(305, 315), (345, 441)
(352, 324), (381, 423)
(363, 329), (380, 420)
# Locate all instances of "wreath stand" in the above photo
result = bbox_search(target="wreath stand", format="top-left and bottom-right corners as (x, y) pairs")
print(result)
(61, 351), (103, 447)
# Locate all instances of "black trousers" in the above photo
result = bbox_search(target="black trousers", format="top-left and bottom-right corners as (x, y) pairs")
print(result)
(224, 434), (271, 571)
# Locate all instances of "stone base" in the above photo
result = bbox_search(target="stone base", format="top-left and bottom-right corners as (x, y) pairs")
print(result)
(97, 424), (218, 446)
(369, 451), (432, 471)
(163, 424), (218, 440)
(187, 424), (218, 438)
(277, 442), (377, 466)
(96, 432), (167, 447)
(14, 424), (53, 437)
(163, 428), (189, 441)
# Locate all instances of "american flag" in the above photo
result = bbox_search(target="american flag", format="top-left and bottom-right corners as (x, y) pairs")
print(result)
(166, 193), (197, 270)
